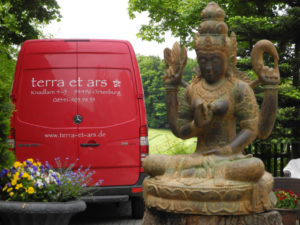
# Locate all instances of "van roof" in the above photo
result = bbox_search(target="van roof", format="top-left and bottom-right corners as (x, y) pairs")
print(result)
(22, 39), (133, 54)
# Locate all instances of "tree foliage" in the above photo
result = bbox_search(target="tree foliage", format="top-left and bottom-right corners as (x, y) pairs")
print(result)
(138, 55), (197, 128)
(0, 46), (16, 168)
(138, 56), (166, 128)
(0, 0), (61, 46)
(128, 0), (299, 48)
(128, 0), (210, 47)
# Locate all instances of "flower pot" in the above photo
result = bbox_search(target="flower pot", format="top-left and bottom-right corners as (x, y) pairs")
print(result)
(0, 200), (86, 225)
(275, 208), (298, 225)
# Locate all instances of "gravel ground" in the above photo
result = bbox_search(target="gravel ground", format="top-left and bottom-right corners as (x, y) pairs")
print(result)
(70, 201), (142, 225)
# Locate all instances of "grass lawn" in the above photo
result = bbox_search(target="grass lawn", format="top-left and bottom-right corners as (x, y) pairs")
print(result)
(148, 128), (197, 155)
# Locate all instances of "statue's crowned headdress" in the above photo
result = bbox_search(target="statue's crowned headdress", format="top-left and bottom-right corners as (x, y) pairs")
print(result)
(194, 2), (237, 61)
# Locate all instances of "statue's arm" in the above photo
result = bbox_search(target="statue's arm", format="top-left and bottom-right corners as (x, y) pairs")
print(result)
(257, 86), (278, 139)
(251, 40), (280, 140)
(255, 67), (279, 139)
(251, 66), (279, 140)
(229, 129), (256, 154)
(163, 42), (196, 139)
(165, 88), (195, 139)
(231, 83), (259, 154)
(229, 83), (278, 154)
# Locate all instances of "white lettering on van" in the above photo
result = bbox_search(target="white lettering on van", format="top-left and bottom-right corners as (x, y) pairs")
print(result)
(78, 77), (83, 87)
(56, 80), (64, 87)
(87, 80), (108, 87)
(113, 80), (121, 87)
(37, 80), (44, 87)
(98, 80), (108, 87)
(44, 131), (106, 139)
(31, 78), (122, 88)
(31, 89), (55, 95)
(69, 80), (77, 87)
(31, 78), (65, 87)
(97, 130), (106, 137)
(69, 77), (83, 87)
(86, 80), (95, 87)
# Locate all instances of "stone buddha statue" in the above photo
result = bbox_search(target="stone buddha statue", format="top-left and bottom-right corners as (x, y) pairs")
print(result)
(143, 2), (280, 215)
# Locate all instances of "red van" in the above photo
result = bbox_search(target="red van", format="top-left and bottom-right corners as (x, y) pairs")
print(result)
(10, 39), (148, 218)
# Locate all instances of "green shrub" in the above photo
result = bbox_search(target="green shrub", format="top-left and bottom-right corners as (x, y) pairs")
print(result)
(0, 48), (16, 169)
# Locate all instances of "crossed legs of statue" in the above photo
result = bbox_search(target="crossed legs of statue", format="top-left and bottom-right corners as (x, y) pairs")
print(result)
(143, 153), (265, 183)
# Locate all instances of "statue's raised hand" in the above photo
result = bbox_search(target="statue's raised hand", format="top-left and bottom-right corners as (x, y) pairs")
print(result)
(257, 66), (280, 85)
(193, 99), (213, 128)
(163, 42), (187, 88)
(251, 40), (280, 86)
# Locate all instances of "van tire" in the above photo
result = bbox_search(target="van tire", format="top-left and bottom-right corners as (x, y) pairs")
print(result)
(131, 197), (144, 219)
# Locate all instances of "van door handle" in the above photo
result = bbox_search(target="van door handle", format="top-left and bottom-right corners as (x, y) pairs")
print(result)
(80, 143), (100, 147)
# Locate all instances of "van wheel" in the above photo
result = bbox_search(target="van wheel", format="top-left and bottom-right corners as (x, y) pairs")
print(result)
(131, 197), (144, 219)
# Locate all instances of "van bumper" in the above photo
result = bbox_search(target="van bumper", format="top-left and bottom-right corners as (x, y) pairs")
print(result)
(81, 173), (148, 203)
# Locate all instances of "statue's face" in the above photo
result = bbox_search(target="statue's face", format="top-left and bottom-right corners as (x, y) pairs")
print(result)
(197, 51), (227, 84)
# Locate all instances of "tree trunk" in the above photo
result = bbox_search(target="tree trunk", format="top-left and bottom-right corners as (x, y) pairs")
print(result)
(292, 41), (300, 158)
(292, 42), (300, 87)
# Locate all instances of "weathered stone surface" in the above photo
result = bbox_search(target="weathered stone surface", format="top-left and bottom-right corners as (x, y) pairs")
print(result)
(143, 172), (275, 215)
(142, 207), (283, 225)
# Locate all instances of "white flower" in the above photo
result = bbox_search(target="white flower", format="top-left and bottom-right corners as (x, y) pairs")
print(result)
(36, 179), (43, 188)
(45, 176), (50, 184)
(50, 177), (55, 183)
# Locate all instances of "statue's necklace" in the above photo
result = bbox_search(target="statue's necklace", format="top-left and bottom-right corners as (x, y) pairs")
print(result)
(195, 78), (234, 103)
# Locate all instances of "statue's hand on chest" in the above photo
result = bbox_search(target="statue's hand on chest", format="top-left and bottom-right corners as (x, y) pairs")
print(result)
(193, 98), (229, 128)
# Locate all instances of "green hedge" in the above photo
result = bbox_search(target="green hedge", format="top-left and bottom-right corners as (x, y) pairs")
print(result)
(0, 48), (16, 169)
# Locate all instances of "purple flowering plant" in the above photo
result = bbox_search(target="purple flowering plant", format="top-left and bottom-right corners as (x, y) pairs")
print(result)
(0, 158), (101, 202)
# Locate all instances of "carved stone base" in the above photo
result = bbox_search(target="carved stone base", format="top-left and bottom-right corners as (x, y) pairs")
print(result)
(142, 207), (283, 225)
(143, 172), (275, 215)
